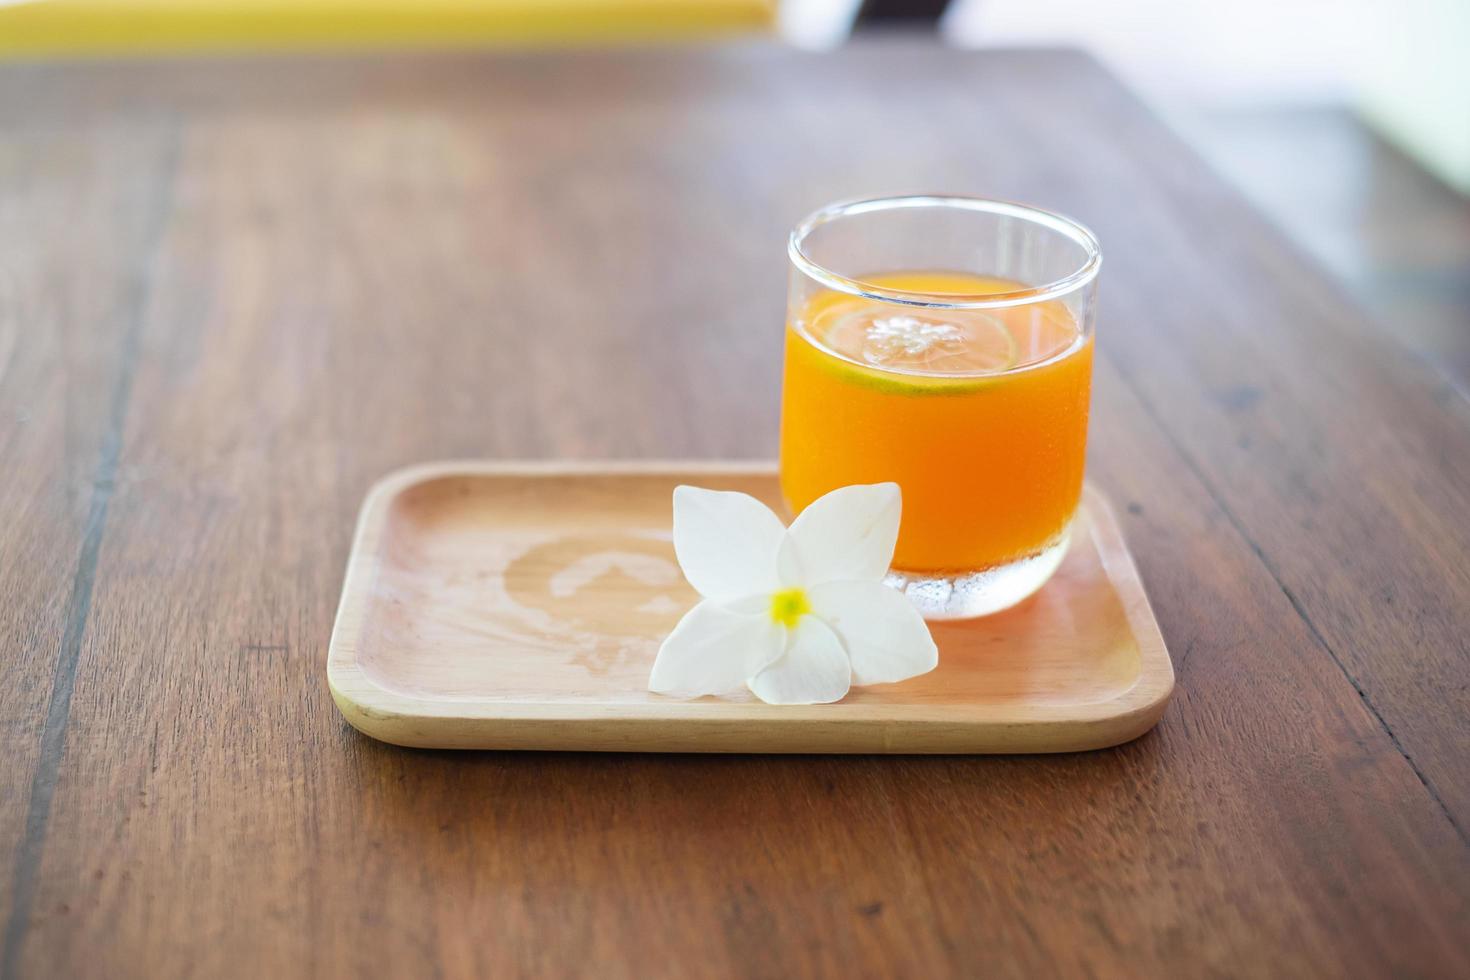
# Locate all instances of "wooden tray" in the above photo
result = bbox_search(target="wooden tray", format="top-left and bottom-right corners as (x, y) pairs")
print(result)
(327, 461), (1173, 753)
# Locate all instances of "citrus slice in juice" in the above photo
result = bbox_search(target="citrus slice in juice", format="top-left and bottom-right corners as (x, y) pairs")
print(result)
(815, 303), (1020, 376)
(793, 274), (1085, 396)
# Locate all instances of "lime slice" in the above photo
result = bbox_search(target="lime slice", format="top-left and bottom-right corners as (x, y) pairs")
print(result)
(793, 276), (1083, 397)
(816, 304), (1020, 376)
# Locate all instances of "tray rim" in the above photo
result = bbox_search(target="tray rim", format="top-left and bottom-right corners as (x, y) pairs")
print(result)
(327, 459), (1175, 752)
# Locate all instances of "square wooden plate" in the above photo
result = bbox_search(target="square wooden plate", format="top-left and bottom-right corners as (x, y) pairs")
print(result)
(327, 461), (1173, 753)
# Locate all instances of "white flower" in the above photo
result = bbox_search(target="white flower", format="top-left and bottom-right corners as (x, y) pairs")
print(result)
(648, 483), (938, 704)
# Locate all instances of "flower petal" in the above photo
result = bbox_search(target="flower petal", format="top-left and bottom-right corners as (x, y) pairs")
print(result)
(809, 581), (937, 686)
(671, 485), (787, 601)
(748, 616), (851, 704)
(649, 600), (785, 697)
(782, 483), (901, 586)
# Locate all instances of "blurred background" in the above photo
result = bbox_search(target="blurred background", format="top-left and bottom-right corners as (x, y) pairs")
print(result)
(3, 0), (1464, 389)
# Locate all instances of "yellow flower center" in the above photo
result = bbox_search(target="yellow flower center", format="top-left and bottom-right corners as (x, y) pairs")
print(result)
(768, 587), (810, 629)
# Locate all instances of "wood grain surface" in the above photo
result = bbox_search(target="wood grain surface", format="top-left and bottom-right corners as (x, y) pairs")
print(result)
(0, 42), (1467, 978)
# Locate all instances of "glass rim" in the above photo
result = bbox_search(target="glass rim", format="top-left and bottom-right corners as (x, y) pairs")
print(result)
(787, 194), (1103, 310)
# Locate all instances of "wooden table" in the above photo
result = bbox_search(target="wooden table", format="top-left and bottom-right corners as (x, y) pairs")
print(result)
(2, 43), (1467, 978)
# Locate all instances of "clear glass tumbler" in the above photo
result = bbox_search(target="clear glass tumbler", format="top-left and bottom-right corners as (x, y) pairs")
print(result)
(779, 195), (1101, 619)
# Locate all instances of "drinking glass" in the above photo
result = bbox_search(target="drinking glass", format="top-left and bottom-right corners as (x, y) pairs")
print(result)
(779, 195), (1101, 619)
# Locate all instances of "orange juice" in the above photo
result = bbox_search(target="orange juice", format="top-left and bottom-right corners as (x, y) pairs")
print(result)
(779, 271), (1093, 574)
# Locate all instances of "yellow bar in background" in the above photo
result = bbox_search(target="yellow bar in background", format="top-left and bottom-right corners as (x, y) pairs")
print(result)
(0, 0), (775, 58)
